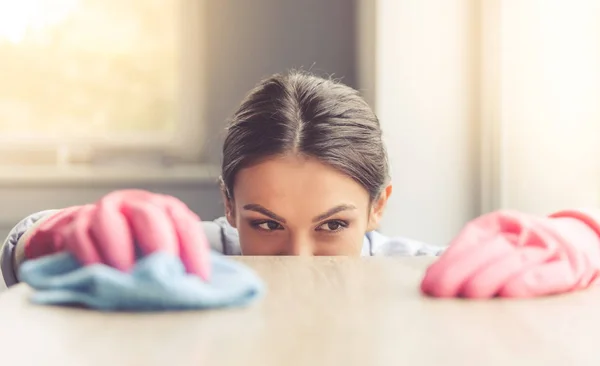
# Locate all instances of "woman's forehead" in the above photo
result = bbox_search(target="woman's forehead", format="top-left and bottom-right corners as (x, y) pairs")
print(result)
(233, 155), (370, 212)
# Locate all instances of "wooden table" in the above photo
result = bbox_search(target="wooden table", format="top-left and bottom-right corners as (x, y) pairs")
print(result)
(1, 257), (600, 365)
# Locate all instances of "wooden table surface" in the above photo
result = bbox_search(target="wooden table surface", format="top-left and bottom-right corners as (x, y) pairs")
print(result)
(1, 256), (600, 366)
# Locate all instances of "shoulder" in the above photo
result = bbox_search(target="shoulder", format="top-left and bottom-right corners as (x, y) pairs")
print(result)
(200, 217), (241, 255)
(365, 231), (445, 256)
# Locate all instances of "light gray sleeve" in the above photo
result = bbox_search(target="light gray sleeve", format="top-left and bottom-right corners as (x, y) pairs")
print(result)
(201, 217), (241, 255)
(0, 210), (60, 290)
(366, 231), (446, 257)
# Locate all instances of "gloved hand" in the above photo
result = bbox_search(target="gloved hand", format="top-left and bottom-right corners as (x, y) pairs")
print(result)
(24, 190), (211, 281)
(421, 209), (600, 298)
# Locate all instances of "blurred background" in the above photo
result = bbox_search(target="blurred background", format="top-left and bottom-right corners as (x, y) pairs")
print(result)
(0, 0), (599, 246)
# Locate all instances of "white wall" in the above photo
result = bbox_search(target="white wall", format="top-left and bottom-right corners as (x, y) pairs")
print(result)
(495, 0), (600, 214)
(202, 0), (358, 162)
(362, 0), (480, 245)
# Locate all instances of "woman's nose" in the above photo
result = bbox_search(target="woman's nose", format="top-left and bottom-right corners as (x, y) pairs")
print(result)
(282, 234), (313, 256)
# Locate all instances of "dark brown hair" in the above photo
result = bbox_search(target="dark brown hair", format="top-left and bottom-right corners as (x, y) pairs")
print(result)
(221, 71), (389, 201)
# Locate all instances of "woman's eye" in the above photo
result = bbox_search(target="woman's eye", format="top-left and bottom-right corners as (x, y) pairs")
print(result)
(254, 220), (283, 231)
(317, 220), (348, 232)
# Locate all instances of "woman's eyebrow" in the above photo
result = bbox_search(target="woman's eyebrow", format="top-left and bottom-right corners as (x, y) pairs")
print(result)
(243, 204), (286, 223)
(312, 204), (357, 223)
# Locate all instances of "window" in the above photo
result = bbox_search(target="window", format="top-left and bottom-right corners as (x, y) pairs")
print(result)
(0, 0), (206, 165)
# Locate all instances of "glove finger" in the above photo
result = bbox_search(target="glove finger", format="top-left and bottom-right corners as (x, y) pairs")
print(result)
(421, 210), (536, 297)
(499, 260), (579, 297)
(89, 202), (136, 272)
(25, 206), (86, 259)
(544, 217), (600, 284)
(456, 219), (562, 298)
(421, 234), (514, 297)
(421, 211), (522, 296)
(123, 199), (179, 258)
(436, 210), (527, 264)
(162, 197), (210, 281)
(459, 246), (554, 298)
(60, 206), (102, 266)
(34, 206), (83, 232)
(496, 218), (599, 298)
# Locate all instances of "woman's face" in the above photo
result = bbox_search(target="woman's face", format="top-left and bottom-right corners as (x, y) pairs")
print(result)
(224, 155), (390, 256)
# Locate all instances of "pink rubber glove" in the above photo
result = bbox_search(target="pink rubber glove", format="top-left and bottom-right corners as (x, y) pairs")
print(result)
(24, 205), (90, 259)
(421, 209), (600, 298)
(24, 190), (211, 281)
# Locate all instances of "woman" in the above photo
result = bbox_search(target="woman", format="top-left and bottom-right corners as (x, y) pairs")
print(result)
(0, 71), (444, 289)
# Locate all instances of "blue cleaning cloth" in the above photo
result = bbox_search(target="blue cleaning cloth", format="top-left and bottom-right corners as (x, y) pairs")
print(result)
(18, 251), (265, 311)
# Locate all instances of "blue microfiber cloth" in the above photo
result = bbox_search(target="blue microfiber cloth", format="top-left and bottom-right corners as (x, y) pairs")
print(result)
(18, 251), (265, 312)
